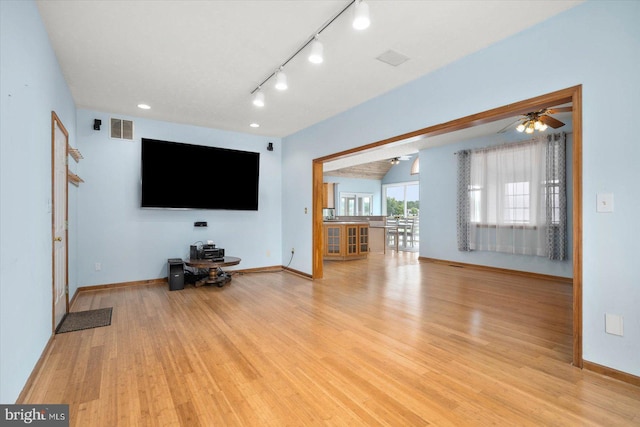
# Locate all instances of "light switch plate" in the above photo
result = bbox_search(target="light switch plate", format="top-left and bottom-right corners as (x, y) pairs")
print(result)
(597, 193), (614, 213)
(605, 313), (623, 336)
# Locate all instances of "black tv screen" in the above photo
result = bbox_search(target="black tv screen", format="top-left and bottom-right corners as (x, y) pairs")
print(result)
(141, 138), (260, 210)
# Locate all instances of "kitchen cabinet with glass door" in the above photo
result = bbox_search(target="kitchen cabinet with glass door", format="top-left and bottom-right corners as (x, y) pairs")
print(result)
(323, 222), (368, 260)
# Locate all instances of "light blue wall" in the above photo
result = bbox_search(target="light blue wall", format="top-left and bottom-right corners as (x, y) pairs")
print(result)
(421, 133), (573, 278)
(283, 1), (640, 376)
(324, 177), (382, 215)
(0, 0), (77, 402)
(75, 109), (283, 287)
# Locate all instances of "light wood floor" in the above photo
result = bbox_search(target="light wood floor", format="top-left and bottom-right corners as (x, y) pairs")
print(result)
(21, 252), (640, 426)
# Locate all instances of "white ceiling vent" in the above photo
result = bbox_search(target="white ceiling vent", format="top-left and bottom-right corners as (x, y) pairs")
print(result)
(110, 118), (134, 140)
(376, 49), (410, 67)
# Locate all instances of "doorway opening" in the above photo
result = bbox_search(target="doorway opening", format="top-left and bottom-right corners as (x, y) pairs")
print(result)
(312, 85), (582, 367)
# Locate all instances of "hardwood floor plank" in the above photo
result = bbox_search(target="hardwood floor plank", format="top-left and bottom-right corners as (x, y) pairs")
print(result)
(18, 253), (640, 425)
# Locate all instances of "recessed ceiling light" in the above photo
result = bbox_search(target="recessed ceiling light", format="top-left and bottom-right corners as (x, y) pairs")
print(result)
(250, 123), (260, 128)
(137, 104), (151, 110)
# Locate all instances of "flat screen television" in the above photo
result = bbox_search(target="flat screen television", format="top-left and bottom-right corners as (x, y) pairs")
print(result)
(141, 138), (260, 210)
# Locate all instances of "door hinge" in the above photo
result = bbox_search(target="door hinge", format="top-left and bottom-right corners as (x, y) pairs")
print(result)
(64, 220), (68, 230)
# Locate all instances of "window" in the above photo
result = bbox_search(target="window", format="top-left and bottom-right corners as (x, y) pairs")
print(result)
(468, 141), (541, 227)
(503, 181), (530, 224)
(410, 157), (420, 175)
(457, 133), (568, 260)
(383, 182), (419, 217)
(339, 193), (373, 216)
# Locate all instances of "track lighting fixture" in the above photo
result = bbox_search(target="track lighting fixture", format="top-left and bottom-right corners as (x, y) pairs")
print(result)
(353, 0), (371, 30)
(275, 68), (288, 91)
(250, 0), (372, 109)
(308, 37), (324, 64)
(390, 157), (400, 165)
(252, 89), (265, 107)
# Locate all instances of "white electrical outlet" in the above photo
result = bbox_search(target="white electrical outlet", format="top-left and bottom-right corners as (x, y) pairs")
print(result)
(95, 262), (101, 271)
(605, 313), (623, 336)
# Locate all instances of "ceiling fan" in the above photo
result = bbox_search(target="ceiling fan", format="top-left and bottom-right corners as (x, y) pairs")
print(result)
(389, 155), (412, 165)
(498, 106), (572, 134)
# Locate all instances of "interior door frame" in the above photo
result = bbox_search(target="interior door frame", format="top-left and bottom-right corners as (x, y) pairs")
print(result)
(312, 85), (583, 367)
(51, 111), (70, 332)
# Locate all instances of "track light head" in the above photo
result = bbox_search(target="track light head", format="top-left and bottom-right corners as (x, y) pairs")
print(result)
(252, 90), (265, 107)
(353, 0), (371, 30)
(275, 68), (288, 91)
(308, 37), (324, 64)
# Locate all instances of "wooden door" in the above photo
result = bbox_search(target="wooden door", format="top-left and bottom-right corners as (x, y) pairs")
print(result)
(52, 112), (69, 331)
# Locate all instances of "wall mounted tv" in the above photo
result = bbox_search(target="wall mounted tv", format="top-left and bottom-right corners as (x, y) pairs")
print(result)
(141, 138), (260, 210)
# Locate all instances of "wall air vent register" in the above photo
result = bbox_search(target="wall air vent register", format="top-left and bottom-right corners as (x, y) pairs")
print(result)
(110, 118), (134, 140)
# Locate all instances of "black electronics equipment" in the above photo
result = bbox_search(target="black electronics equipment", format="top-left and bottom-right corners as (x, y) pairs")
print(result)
(202, 244), (225, 261)
(93, 119), (101, 131)
(141, 138), (260, 210)
(190, 245), (198, 260)
(167, 258), (184, 291)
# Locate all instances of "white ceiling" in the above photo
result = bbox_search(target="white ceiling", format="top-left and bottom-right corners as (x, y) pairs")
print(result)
(36, 0), (582, 140)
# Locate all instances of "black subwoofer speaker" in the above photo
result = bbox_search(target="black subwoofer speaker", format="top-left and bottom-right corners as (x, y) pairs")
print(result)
(167, 258), (184, 291)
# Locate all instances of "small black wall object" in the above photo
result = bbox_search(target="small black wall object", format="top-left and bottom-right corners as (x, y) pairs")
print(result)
(93, 119), (101, 131)
(267, 142), (274, 151)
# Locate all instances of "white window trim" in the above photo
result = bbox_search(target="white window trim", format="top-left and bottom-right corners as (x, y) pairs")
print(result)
(339, 192), (373, 216)
(382, 181), (419, 217)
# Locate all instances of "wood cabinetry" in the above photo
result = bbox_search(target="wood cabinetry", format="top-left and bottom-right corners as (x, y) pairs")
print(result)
(323, 222), (368, 260)
(322, 183), (335, 208)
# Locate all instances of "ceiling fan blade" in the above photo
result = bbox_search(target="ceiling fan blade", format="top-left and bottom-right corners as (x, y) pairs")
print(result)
(539, 115), (565, 128)
(546, 106), (572, 114)
(497, 118), (521, 134)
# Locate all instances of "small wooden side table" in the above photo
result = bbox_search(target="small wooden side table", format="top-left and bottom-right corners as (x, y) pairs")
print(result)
(184, 256), (241, 287)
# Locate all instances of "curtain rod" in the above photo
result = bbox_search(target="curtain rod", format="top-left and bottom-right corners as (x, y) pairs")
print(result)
(453, 131), (571, 155)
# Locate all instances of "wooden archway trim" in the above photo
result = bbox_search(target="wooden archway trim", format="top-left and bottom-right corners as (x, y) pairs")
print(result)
(312, 85), (582, 367)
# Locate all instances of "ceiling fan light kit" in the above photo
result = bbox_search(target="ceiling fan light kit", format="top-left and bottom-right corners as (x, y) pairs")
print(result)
(249, 0), (371, 110)
(513, 107), (570, 134)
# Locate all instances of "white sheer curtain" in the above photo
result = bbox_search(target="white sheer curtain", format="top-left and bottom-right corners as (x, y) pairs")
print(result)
(457, 133), (567, 259)
(468, 136), (550, 256)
